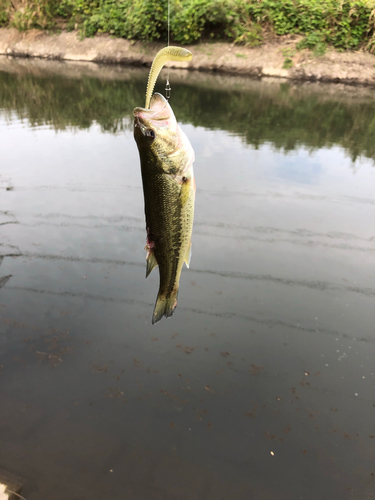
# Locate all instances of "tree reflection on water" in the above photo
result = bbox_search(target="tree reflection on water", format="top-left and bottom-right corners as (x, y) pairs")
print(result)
(0, 61), (374, 163)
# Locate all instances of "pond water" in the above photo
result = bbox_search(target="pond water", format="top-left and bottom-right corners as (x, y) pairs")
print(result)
(0, 57), (374, 500)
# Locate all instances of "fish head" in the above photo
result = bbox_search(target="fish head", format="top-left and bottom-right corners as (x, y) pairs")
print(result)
(133, 93), (192, 174)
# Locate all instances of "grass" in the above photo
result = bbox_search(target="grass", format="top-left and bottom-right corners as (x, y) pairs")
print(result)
(283, 57), (294, 69)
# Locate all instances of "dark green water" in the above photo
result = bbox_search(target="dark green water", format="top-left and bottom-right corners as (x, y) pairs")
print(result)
(0, 57), (374, 500)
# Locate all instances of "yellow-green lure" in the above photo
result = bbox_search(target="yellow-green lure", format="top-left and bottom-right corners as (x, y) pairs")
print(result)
(144, 46), (193, 109)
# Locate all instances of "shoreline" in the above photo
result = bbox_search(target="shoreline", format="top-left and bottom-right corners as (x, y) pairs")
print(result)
(1, 28), (375, 87)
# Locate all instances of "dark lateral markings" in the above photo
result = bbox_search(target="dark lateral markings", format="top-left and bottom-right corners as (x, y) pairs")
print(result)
(2, 251), (375, 298)
(4, 284), (372, 344)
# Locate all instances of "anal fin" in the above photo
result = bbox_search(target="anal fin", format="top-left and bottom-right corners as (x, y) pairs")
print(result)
(146, 250), (158, 277)
(184, 241), (192, 268)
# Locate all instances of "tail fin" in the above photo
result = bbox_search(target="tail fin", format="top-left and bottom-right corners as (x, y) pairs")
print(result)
(152, 290), (178, 325)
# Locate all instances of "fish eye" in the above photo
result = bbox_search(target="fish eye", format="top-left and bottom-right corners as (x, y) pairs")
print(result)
(146, 129), (155, 140)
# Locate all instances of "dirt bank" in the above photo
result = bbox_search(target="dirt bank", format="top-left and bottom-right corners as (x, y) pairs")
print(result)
(1, 28), (375, 86)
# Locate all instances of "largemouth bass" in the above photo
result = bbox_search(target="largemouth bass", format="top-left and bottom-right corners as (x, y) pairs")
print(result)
(134, 93), (195, 324)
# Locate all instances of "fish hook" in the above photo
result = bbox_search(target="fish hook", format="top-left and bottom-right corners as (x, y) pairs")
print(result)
(165, 79), (171, 100)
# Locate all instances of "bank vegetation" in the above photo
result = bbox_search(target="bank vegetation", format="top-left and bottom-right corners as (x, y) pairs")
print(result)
(1, 0), (375, 53)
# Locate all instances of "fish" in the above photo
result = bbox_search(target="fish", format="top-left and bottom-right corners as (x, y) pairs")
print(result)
(134, 92), (195, 324)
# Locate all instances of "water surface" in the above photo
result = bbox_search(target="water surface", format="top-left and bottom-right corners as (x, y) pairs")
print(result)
(0, 57), (374, 500)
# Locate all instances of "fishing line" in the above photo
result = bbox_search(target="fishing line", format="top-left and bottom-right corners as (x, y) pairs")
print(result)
(168, 0), (170, 48)
(165, 0), (171, 100)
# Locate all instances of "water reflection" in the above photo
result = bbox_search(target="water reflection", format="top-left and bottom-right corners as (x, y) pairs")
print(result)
(0, 257), (11, 289)
(1, 56), (375, 162)
(0, 58), (374, 499)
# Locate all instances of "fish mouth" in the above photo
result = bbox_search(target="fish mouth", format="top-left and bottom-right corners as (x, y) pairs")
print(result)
(133, 114), (144, 130)
(133, 93), (172, 123)
(133, 93), (179, 146)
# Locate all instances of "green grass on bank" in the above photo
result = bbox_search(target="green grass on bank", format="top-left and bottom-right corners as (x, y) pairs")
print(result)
(0, 0), (375, 53)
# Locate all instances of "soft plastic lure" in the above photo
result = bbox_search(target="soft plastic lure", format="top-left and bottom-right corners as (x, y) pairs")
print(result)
(145, 46), (192, 109)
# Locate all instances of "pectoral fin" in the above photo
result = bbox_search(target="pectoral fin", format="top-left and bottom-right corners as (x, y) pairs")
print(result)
(146, 251), (158, 278)
(184, 241), (192, 268)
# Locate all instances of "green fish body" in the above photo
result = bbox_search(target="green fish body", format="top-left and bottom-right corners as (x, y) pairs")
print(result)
(133, 93), (195, 324)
